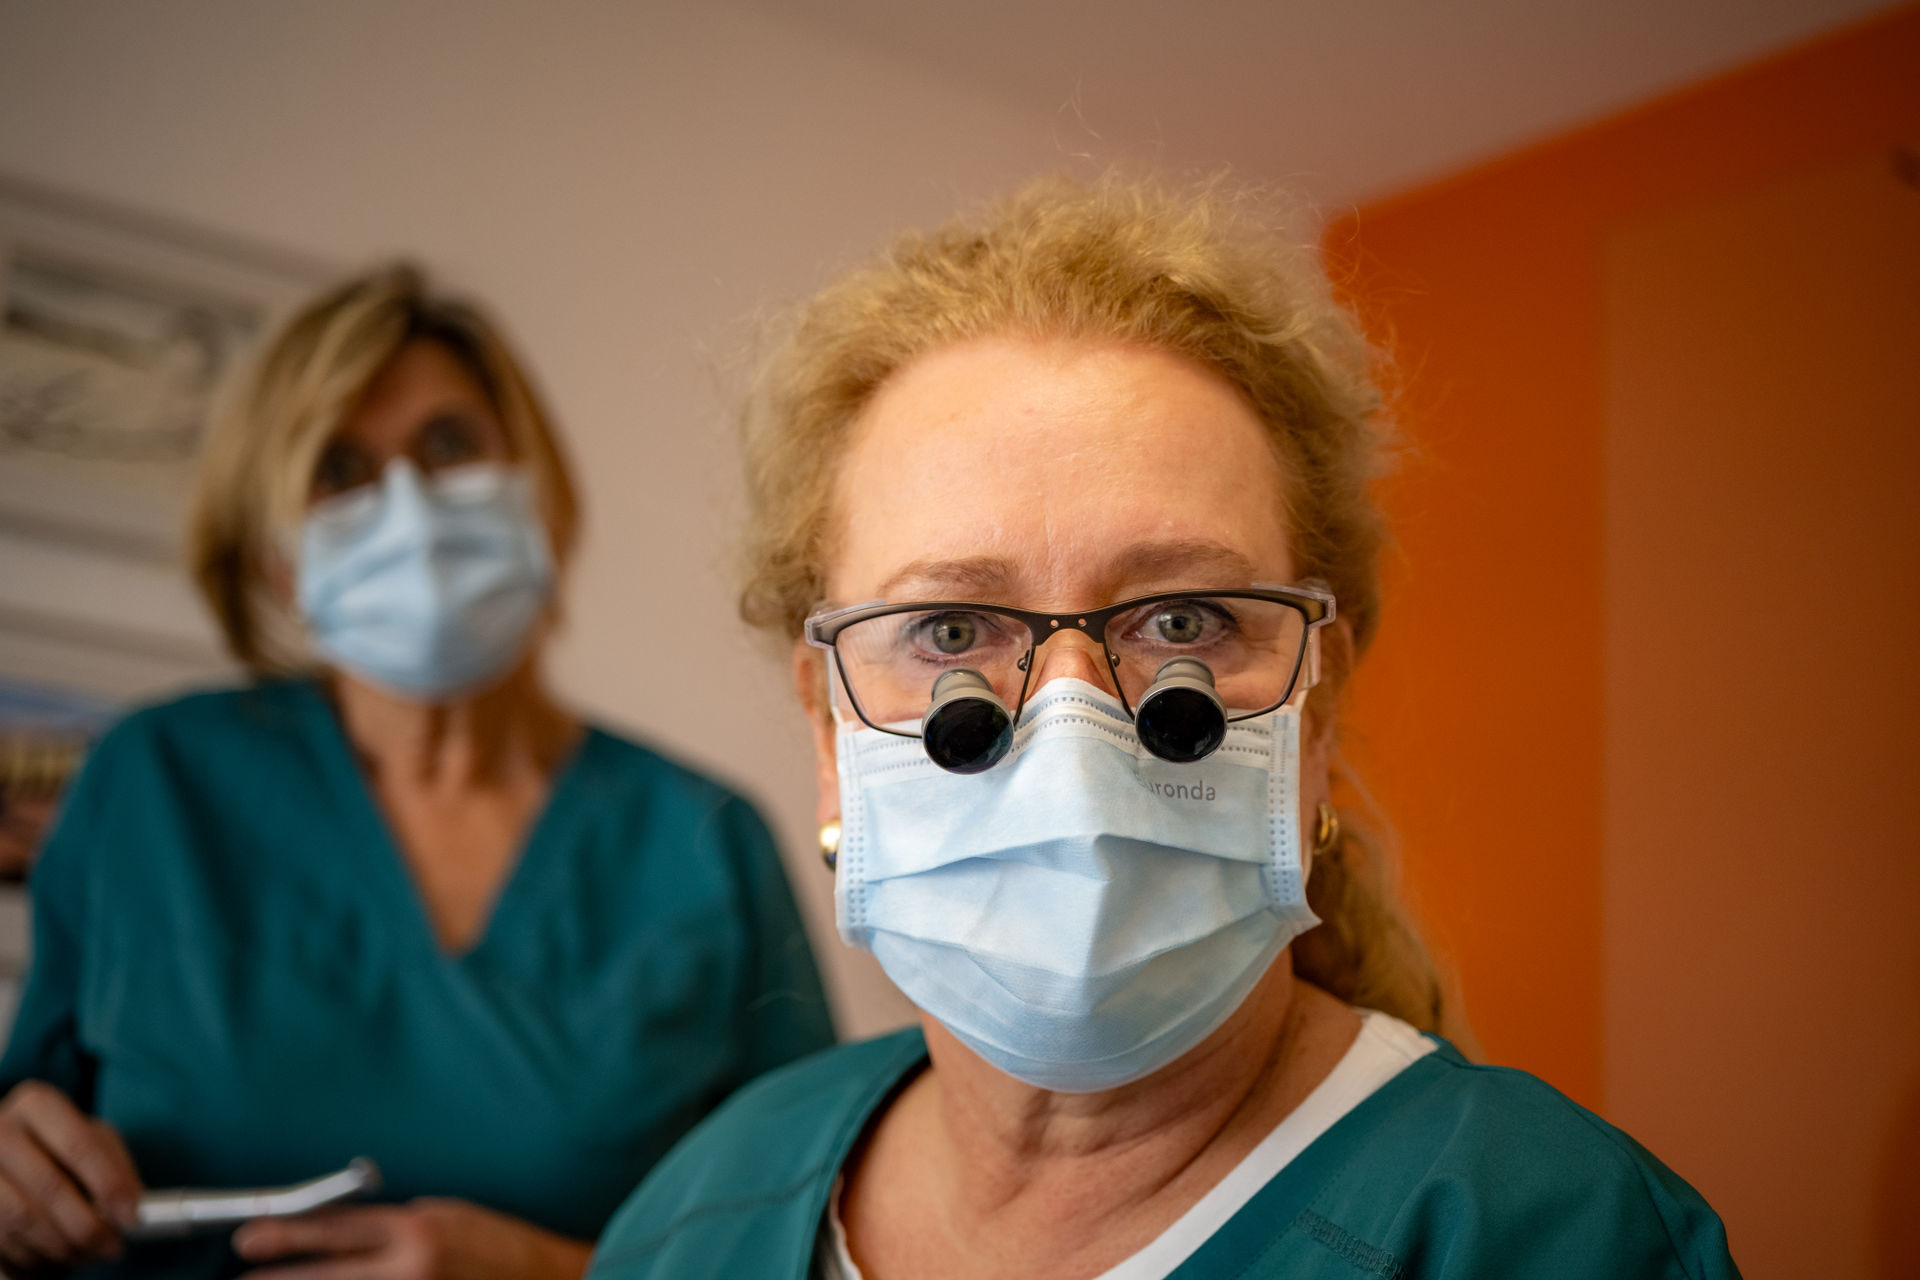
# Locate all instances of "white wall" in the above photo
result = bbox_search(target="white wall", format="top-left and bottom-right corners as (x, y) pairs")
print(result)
(0, 0), (1114, 1037)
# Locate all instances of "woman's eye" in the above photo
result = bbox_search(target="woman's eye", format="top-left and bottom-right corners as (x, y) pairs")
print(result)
(1149, 604), (1211, 644)
(415, 415), (484, 467)
(312, 443), (376, 496)
(923, 612), (979, 655)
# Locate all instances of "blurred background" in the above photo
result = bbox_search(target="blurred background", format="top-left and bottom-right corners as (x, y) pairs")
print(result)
(0, 2), (1914, 1274)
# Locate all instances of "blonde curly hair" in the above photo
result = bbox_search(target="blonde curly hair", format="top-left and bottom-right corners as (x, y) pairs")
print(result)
(742, 174), (1460, 1038)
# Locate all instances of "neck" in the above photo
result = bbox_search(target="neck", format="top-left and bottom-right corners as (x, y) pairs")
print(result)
(915, 960), (1354, 1232)
(327, 660), (574, 789)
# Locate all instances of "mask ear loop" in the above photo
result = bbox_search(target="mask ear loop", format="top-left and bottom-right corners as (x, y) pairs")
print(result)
(1292, 626), (1332, 892)
(823, 651), (859, 730)
(1290, 626), (1324, 708)
(820, 657), (856, 870)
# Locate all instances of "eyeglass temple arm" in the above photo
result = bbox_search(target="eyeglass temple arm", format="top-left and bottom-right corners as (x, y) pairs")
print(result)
(1249, 582), (1334, 700)
(804, 601), (888, 648)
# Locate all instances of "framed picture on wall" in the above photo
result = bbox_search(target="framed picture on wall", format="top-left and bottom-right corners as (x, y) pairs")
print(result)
(0, 174), (336, 876)
(0, 172), (333, 559)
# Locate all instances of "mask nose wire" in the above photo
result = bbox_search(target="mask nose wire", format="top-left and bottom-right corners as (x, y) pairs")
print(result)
(381, 457), (429, 509)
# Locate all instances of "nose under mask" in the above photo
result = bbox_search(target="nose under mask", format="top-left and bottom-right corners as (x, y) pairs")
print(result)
(296, 460), (552, 699)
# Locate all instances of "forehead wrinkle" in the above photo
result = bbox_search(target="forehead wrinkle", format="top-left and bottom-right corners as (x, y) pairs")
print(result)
(828, 336), (1294, 612)
(1104, 539), (1263, 592)
(875, 554), (1020, 600)
(867, 537), (1268, 610)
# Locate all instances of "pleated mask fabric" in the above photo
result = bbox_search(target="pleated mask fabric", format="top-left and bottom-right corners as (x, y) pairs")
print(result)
(835, 678), (1319, 1092)
(297, 460), (551, 698)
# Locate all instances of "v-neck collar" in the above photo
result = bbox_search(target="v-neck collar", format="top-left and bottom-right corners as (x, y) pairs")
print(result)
(1163, 1043), (1451, 1277)
(290, 678), (598, 965)
(801, 1032), (1457, 1280)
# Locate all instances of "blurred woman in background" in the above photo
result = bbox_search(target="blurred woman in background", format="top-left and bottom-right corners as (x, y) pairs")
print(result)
(0, 266), (833, 1278)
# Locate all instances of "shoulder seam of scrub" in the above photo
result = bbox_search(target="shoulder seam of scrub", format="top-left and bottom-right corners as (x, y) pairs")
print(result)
(597, 1039), (925, 1261)
(111, 682), (243, 733)
(1420, 1053), (1711, 1275)
(590, 1036), (922, 1257)
(591, 1163), (834, 1263)
(1555, 1089), (1714, 1277)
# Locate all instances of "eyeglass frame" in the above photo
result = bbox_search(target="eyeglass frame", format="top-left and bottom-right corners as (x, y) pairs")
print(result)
(803, 582), (1337, 739)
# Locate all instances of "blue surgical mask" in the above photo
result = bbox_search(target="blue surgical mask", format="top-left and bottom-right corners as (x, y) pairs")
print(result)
(296, 460), (552, 699)
(834, 678), (1319, 1093)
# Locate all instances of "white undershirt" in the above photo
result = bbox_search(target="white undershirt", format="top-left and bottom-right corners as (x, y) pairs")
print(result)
(817, 1009), (1436, 1280)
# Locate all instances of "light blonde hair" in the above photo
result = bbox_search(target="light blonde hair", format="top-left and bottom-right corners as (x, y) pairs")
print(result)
(187, 263), (580, 676)
(742, 175), (1464, 1039)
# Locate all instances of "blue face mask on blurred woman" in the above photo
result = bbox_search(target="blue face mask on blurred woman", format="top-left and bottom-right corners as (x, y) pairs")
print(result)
(296, 459), (552, 699)
(833, 678), (1321, 1093)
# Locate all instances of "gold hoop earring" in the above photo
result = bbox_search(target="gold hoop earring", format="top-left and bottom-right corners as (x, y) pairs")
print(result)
(818, 821), (841, 871)
(1313, 802), (1342, 858)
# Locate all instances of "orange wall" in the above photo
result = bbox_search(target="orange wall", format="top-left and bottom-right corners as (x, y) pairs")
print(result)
(1601, 148), (1919, 1278)
(1326, 0), (1920, 1244)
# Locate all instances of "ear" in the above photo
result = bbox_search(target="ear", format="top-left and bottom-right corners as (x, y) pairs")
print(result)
(1302, 617), (1355, 759)
(792, 641), (841, 827)
(1298, 618), (1354, 876)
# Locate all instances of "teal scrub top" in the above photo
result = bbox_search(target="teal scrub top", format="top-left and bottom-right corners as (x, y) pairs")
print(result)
(588, 1029), (1742, 1280)
(0, 681), (834, 1277)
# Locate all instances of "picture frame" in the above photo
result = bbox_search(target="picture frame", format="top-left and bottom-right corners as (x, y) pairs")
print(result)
(0, 176), (339, 926)
(0, 173), (335, 704)
(0, 172), (334, 560)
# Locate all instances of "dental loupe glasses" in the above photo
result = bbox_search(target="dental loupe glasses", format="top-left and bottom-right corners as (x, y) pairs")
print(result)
(920, 657), (1228, 772)
(805, 584), (1335, 774)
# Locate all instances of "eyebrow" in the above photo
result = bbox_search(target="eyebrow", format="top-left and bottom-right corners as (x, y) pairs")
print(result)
(1105, 539), (1261, 590)
(872, 539), (1264, 603)
(876, 555), (1018, 599)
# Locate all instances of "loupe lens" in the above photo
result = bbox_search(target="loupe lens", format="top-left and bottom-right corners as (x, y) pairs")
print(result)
(1135, 658), (1228, 763)
(921, 669), (1014, 774)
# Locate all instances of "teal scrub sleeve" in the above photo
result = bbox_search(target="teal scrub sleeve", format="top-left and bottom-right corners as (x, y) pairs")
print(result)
(0, 729), (112, 1107)
(1326, 1096), (1739, 1278)
(710, 796), (836, 1074)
